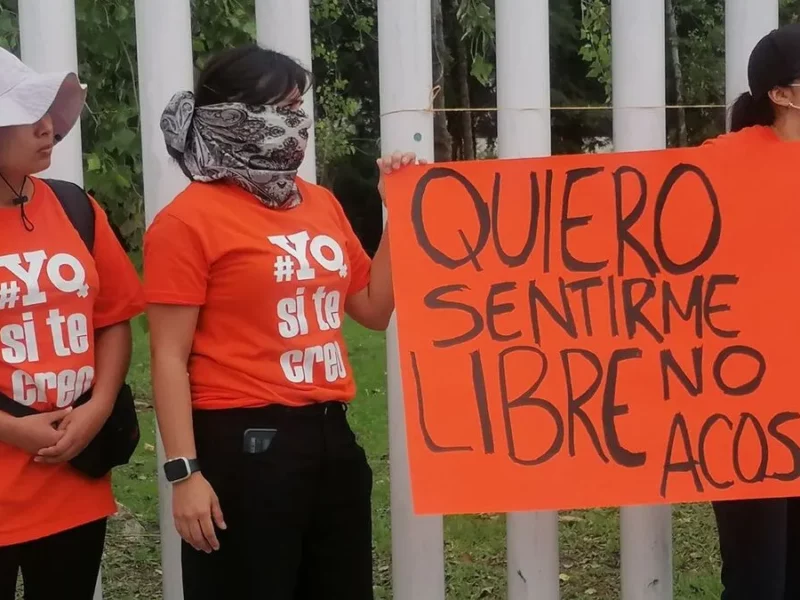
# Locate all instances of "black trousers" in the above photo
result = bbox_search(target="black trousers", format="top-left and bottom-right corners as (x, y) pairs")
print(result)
(0, 518), (106, 600)
(183, 401), (374, 600)
(713, 497), (800, 600)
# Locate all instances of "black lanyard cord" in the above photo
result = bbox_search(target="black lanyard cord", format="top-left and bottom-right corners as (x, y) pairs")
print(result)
(0, 172), (35, 232)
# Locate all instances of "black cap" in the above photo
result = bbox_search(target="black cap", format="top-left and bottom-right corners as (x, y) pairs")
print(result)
(748, 23), (800, 98)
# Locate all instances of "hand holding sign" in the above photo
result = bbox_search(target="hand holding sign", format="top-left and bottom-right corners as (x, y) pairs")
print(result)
(377, 151), (427, 206)
(384, 143), (800, 516)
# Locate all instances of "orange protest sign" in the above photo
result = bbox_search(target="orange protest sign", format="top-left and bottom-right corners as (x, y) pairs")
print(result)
(385, 144), (800, 515)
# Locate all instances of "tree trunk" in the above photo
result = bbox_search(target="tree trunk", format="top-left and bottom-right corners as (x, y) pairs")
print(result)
(432, 0), (452, 161)
(666, 0), (688, 147)
(442, 0), (474, 160)
(454, 18), (475, 160)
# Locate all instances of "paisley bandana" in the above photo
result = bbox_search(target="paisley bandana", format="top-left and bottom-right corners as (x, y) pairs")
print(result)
(159, 91), (311, 209)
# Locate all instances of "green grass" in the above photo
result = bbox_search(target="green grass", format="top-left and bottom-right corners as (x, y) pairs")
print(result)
(101, 322), (724, 599)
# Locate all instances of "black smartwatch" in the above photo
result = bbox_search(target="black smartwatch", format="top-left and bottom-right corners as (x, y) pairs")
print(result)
(163, 457), (200, 483)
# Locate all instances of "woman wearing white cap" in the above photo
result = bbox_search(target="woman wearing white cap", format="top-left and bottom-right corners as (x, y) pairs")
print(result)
(0, 48), (144, 600)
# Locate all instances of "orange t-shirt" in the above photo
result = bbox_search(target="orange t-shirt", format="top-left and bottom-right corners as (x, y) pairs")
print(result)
(143, 179), (372, 410)
(0, 178), (145, 546)
(702, 124), (780, 148)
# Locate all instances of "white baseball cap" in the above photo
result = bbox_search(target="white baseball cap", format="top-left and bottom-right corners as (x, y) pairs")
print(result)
(0, 47), (86, 142)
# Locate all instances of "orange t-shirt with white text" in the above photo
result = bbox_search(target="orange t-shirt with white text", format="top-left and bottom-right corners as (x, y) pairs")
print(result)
(143, 179), (372, 410)
(0, 179), (145, 546)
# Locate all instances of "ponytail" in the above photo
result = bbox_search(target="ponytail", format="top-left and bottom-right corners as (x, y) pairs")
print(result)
(164, 144), (193, 181)
(729, 91), (775, 132)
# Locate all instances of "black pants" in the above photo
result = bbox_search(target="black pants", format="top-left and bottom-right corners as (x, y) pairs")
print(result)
(0, 518), (106, 600)
(713, 497), (800, 599)
(183, 401), (374, 600)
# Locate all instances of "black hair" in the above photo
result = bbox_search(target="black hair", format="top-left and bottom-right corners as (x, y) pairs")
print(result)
(729, 91), (776, 132)
(195, 44), (313, 108)
(165, 44), (313, 177)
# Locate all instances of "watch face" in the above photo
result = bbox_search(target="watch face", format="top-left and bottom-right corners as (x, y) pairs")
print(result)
(164, 459), (188, 482)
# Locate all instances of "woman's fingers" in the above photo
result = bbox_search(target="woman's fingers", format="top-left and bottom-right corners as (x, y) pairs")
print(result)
(378, 151), (423, 173)
(199, 512), (220, 552)
(187, 519), (213, 553)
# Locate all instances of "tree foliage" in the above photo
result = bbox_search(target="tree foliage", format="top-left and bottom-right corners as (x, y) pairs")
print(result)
(455, 0), (495, 85)
(578, 0), (611, 99)
(0, 0), (382, 249)
(6, 0), (780, 249)
(577, 0), (800, 146)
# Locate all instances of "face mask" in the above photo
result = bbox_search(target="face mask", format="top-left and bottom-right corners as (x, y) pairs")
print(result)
(160, 91), (312, 209)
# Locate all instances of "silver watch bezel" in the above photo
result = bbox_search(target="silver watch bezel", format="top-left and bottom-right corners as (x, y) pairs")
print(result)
(164, 457), (195, 483)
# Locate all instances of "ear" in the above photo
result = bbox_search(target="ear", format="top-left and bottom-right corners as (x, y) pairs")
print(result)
(768, 86), (793, 108)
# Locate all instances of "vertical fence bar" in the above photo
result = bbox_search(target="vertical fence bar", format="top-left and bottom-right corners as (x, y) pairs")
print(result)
(377, 1), (444, 598)
(17, 0), (83, 185)
(134, 0), (194, 597)
(725, 0), (780, 109)
(611, 0), (672, 597)
(495, 1), (559, 597)
(254, 0), (317, 182)
(17, 2), (99, 597)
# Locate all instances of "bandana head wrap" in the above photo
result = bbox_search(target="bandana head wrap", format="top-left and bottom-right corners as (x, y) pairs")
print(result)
(160, 91), (311, 209)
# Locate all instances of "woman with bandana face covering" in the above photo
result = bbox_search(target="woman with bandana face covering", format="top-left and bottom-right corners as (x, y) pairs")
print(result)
(703, 23), (800, 600)
(143, 44), (422, 599)
(0, 49), (144, 600)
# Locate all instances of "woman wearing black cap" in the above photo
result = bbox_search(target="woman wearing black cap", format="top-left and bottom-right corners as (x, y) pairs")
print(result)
(704, 23), (800, 600)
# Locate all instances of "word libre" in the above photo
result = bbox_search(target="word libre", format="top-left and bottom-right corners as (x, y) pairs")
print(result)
(385, 144), (800, 515)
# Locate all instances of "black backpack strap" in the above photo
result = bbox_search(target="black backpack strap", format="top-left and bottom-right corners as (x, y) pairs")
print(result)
(42, 179), (96, 253)
(0, 391), (38, 417)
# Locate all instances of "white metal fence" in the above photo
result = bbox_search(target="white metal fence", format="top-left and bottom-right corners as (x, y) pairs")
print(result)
(9, 0), (781, 598)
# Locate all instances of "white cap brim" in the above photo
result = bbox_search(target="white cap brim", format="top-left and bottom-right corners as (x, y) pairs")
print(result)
(0, 71), (87, 142)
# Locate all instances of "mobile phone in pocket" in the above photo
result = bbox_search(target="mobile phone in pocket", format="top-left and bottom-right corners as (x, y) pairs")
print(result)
(243, 428), (277, 454)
